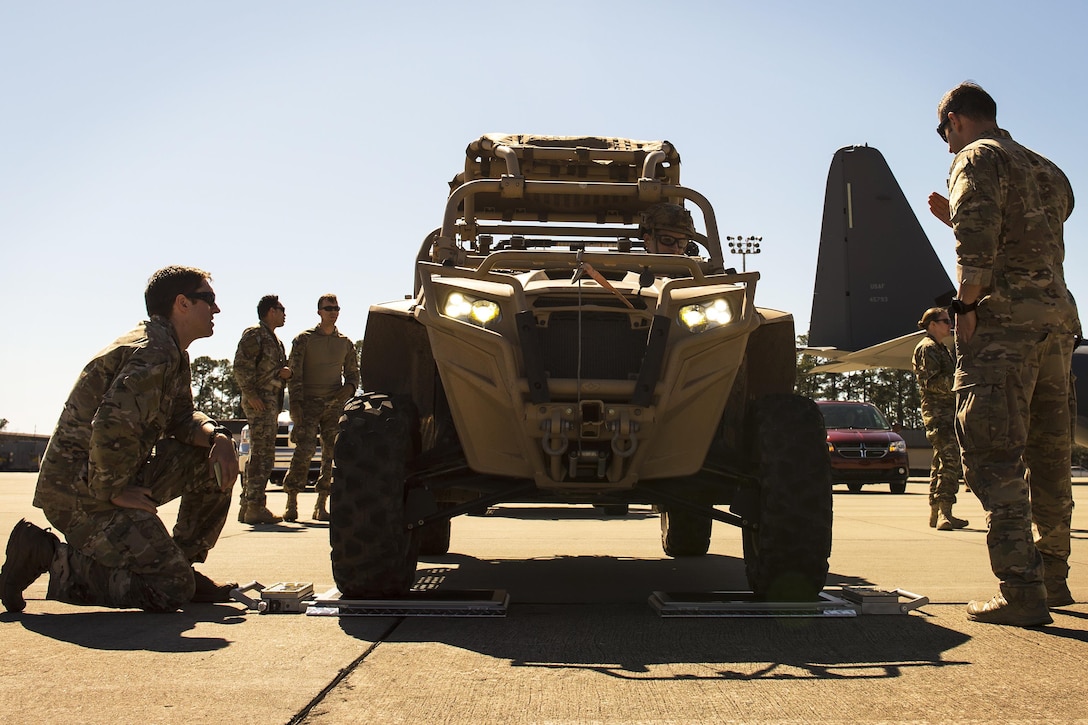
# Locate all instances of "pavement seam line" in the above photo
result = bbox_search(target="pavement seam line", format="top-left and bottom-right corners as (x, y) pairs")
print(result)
(285, 617), (405, 725)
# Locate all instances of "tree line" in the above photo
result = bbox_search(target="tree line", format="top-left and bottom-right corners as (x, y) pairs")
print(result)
(795, 334), (924, 429)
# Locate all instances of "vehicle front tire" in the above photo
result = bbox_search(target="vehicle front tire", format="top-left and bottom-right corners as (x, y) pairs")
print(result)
(742, 394), (833, 601)
(331, 393), (420, 598)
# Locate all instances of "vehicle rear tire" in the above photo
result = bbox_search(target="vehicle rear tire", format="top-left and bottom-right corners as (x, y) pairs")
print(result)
(660, 509), (712, 557)
(597, 504), (630, 517)
(889, 479), (907, 494)
(330, 393), (420, 598)
(742, 394), (833, 601)
(847, 482), (863, 493)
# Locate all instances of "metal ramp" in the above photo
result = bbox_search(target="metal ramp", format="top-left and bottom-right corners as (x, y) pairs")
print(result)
(650, 591), (856, 618)
(649, 587), (928, 618)
(306, 589), (509, 617)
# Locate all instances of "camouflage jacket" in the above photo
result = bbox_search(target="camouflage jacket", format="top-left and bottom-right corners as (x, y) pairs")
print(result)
(948, 128), (1080, 332)
(912, 333), (955, 428)
(33, 316), (213, 512)
(232, 321), (287, 401)
(286, 325), (359, 406)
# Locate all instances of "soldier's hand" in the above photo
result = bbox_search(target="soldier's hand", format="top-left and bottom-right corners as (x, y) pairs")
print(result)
(955, 310), (977, 344)
(111, 486), (158, 514)
(243, 394), (267, 413)
(928, 192), (953, 228)
(278, 366), (292, 380)
(208, 436), (240, 492)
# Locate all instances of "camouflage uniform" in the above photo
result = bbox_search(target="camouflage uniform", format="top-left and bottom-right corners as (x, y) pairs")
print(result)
(283, 325), (359, 495)
(233, 321), (288, 509)
(32, 317), (230, 611)
(913, 333), (962, 505)
(948, 128), (1080, 594)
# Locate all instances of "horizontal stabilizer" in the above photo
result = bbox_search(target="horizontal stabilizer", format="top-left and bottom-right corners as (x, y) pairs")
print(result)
(804, 331), (925, 374)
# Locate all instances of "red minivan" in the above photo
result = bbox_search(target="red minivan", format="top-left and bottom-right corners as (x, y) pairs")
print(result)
(816, 400), (909, 493)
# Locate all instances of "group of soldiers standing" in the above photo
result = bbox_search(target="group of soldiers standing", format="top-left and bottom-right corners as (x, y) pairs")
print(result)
(232, 293), (358, 525)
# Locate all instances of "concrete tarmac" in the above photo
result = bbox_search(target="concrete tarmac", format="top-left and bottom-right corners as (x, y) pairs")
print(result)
(1, 472), (1086, 724)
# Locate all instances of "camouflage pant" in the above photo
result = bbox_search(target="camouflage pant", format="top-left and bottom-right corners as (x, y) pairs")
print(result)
(925, 423), (962, 505)
(41, 439), (232, 611)
(283, 395), (340, 495)
(241, 395), (280, 507)
(955, 328), (1075, 590)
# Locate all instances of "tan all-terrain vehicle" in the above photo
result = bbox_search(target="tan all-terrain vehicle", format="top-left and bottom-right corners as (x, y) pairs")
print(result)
(332, 135), (832, 601)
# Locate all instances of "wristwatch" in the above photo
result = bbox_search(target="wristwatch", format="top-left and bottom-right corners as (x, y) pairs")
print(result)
(949, 298), (978, 315)
(208, 425), (234, 447)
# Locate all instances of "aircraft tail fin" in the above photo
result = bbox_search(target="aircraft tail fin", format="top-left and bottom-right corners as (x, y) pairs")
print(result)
(808, 145), (954, 352)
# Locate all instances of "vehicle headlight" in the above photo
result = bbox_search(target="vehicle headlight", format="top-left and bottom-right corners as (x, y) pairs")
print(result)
(889, 440), (906, 453)
(444, 292), (502, 328)
(677, 298), (733, 333)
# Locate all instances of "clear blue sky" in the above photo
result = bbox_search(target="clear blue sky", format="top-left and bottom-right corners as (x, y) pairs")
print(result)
(2, 1), (1085, 434)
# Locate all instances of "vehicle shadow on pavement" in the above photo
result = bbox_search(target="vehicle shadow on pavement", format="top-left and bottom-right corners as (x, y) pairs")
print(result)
(333, 554), (975, 679)
(388, 609), (975, 681)
(334, 551), (975, 681)
(3, 604), (245, 652)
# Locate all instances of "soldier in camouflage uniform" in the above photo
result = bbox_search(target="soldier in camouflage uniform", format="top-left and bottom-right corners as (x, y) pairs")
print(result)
(282, 293), (359, 522)
(928, 82), (1079, 626)
(641, 202), (698, 255)
(0, 266), (240, 613)
(912, 306), (968, 530)
(233, 294), (292, 525)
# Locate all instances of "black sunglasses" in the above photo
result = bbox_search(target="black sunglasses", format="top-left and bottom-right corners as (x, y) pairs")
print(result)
(321, 305), (341, 312)
(186, 291), (216, 306)
(656, 233), (688, 249)
(937, 109), (958, 142)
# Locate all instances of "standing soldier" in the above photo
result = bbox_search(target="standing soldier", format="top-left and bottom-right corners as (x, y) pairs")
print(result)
(282, 293), (359, 522)
(233, 294), (292, 525)
(912, 306), (968, 530)
(928, 82), (1079, 626)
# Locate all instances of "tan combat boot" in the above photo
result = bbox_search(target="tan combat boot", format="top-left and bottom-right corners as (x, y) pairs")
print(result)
(936, 502), (968, 530)
(244, 506), (283, 525)
(1046, 579), (1074, 608)
(0, 519), (59, 613)
(283, 491), (298, 522)
(929, 504), (938, 528)
(967, 584), (1052, 627)
(313, 493), (329, 522)
(237, 501), (249, 523)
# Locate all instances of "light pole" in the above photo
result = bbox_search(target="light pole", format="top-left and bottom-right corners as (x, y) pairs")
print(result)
(726, 235), (762, 272)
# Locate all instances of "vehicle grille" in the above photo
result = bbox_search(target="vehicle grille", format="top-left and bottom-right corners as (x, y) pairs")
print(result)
(536, 311), (647, 380)
(837, 444), (888, 459)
